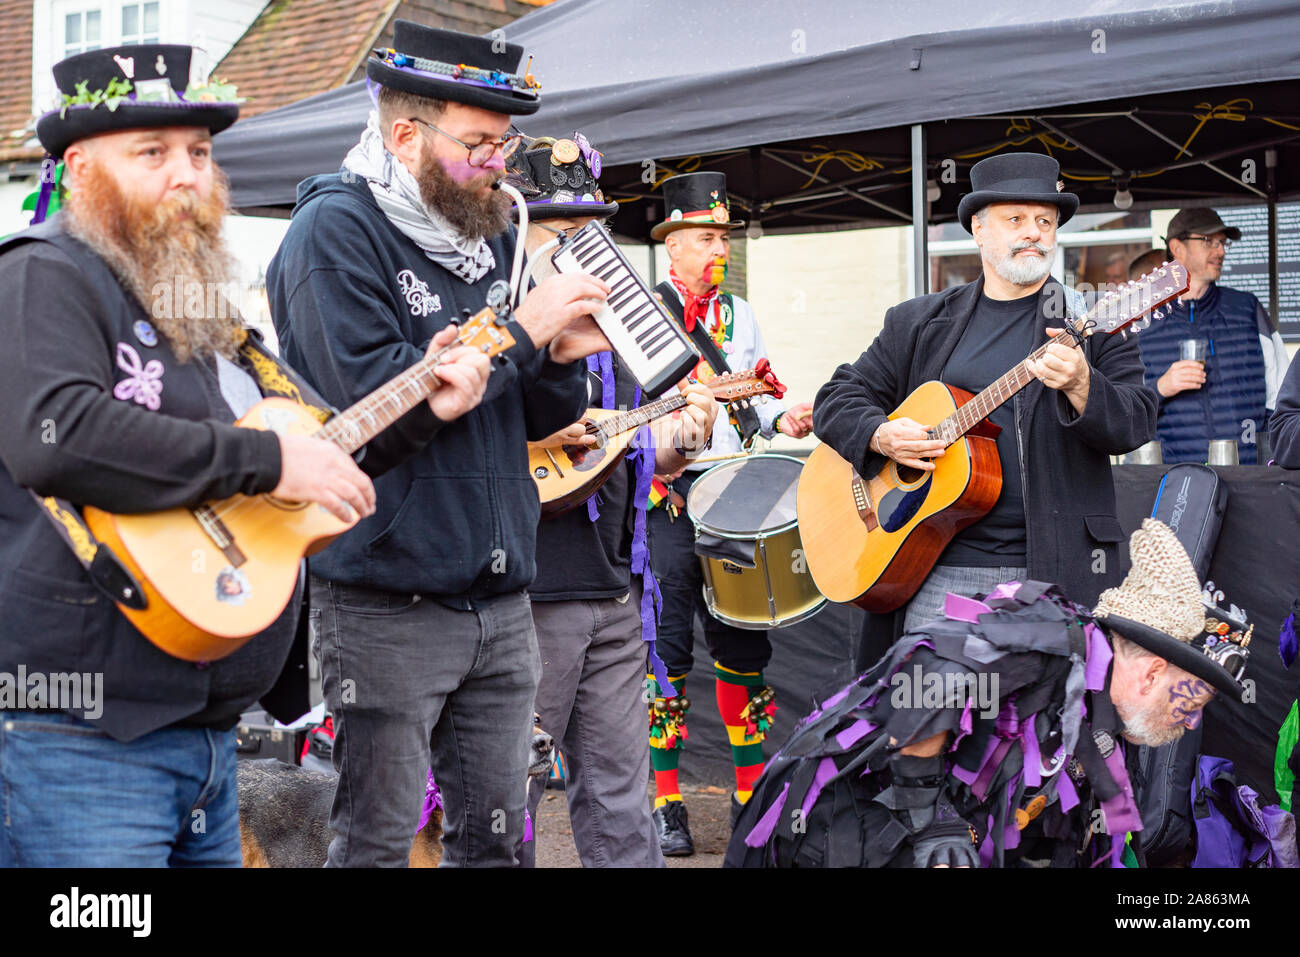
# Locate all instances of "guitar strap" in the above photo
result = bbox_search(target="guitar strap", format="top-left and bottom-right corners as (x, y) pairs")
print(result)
(654, 281), (762, 444)
(31, 329), (337, 610)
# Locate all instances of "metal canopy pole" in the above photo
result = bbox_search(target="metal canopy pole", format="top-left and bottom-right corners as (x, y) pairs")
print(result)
(1266, 148), (1279, 328)
(911, 124), (929, 297)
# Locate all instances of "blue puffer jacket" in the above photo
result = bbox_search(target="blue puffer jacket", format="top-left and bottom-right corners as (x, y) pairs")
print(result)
(1136, 283), (1269, 464)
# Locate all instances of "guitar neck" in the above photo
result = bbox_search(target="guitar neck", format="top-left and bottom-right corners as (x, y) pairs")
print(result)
(316, 356), (442, 454)
(595, 394), (687, 439)
(932, 329), (1079, 445)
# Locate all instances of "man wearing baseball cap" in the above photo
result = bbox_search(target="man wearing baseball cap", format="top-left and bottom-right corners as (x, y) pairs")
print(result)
(1136, 207), (1290, 464)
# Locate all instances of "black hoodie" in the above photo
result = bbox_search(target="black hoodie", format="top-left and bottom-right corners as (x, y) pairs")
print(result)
(268, 173), (586, 604)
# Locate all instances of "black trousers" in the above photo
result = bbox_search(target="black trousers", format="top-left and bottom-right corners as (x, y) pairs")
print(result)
(646, 472), (772, 677)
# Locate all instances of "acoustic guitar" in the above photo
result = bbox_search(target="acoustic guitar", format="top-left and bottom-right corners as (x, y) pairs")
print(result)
(796, 263), (1189, 613)
(531, 369), (781, 516)
(83, 307), (517, 662)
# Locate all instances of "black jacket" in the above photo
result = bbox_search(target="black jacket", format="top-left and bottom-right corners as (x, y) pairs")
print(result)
(269, 174), (587, 603)
(813, 276), (1158, 666)
(0, 219), (304, 742)
(1269, 353), (1300, 468)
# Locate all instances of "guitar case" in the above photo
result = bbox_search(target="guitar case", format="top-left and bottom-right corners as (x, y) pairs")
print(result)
(1137, 464), (1230, 866)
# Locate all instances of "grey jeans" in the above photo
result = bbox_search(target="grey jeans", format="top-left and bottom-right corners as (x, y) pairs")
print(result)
(902, 564), (1029, 634)
(521, 581), (664, 868)
(313, 577), (541, 867)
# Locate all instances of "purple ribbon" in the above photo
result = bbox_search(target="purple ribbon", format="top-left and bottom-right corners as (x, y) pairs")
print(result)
(952, 733), (1000, 787)
(1084, 622), (1113, 691)
(1099, 747), (1144, 836)
(584, 352), (616, 522)
(1021, 713), (1042, 788)
(944, 592), (992, 622)
(625, 383), (669, 694)
(416, 767), (442, 834)
(801, 757), (839, 817)
(834, 718), (875, 750)
(743, 782), (791, 847)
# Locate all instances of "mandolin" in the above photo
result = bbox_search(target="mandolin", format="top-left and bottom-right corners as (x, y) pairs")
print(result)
(796, 263), (1189, 613)
(531, 368), (782, 516)
(82, 307), (517, 662)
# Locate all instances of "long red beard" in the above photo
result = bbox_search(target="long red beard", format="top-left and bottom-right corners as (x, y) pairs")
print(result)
(63, 157), (242, 362)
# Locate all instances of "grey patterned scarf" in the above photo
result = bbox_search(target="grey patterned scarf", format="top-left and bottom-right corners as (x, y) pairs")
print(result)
(342, 112), (495, 284)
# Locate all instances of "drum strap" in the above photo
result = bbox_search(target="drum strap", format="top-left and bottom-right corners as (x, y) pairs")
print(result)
(655, 282), (762, 444)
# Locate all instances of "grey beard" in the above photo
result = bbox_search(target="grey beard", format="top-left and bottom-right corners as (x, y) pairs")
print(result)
(992, 245), (1054, 286)
(1116, 696), (1185, 748)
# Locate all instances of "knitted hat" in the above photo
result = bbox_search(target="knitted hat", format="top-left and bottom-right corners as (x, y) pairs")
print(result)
(1093, 519), (1251, 695)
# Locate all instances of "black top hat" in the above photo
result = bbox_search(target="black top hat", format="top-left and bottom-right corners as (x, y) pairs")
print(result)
(36, 45), (239, 158)
(651, 172), (744, 241)
(1165, 208), (1242, 244)
(506, 133), (618, 222)
(956, 153), (1080, 234)
(367, 21), (540, 116)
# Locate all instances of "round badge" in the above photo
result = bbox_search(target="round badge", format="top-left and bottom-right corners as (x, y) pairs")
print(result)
(553, 190), (574, 204)
(669, 209), (683, 221)
(711, 204), (730, 223)
(133, 319), (158, 347)
(589, 151), (602, 178)
(722, 341), (734, 355)
(580, 192), (595, 203)
(551, 138), (580, 165)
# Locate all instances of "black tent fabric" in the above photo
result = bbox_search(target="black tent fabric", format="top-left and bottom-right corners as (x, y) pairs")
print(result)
(217, 0), (1300, 236)
(674, 466), (1298, 805)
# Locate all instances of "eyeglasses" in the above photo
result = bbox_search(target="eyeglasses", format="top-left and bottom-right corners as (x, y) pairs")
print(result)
(409, 117), (522, 167)
(1181, 234), (1233, 251)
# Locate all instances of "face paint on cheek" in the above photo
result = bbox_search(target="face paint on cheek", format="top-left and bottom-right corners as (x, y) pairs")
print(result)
(440, 158), (484, 185)
(1167, 677), (1213, 727)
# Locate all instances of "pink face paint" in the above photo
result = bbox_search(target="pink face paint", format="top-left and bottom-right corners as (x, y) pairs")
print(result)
(440, 158), (486, 185)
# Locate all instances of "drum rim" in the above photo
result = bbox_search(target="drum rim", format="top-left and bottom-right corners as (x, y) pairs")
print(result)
(685, 452), (807, 536)
(700, 586), (828, 630)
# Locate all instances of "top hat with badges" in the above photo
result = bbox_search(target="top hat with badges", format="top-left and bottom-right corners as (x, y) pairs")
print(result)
(367, 20), (540, 116)
(36, 44), (241, 158)
(651, 172), (745, 241)
(1093, 518), (1251, 696)
(505, 132), (617, 221)
(956, 152), (1080, 234)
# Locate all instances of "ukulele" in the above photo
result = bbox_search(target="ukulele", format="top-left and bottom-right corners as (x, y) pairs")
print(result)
(83, 306), (517, 662)
(531, 368), (782, 516)
(796, 263), (1189, 613)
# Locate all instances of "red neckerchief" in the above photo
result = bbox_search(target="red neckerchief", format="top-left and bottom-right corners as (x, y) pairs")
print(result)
(668, 266), (718, 333)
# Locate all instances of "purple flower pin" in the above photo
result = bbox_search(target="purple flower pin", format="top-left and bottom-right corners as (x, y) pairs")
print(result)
(112, 341), (164, 411)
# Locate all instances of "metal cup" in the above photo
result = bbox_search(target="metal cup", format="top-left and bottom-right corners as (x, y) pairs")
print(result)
(1207, 439), (1239, 466)
(1126, 440), (1163, 465)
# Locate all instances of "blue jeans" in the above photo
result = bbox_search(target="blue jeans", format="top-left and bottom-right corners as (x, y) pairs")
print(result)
(0, 711), (241, 867)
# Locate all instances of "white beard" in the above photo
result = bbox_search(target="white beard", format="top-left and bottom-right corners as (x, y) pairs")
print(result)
(989, 242), (1055, 287)
(1116, 695), (1186, 748)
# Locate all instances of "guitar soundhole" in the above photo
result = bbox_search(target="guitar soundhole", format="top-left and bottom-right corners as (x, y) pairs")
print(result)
(896, 465), (925, 484)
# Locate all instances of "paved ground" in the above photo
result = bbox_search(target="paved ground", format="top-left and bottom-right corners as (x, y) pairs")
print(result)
(533, 782), (736, 868)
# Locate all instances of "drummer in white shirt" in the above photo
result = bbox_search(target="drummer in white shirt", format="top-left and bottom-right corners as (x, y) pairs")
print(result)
(644, 171), (813, 857)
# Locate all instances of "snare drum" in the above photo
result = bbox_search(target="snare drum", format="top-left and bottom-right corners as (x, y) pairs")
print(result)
(686, 453), (826, 630)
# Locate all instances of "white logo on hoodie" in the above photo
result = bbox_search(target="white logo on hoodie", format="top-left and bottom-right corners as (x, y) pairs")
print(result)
(397, 269), (442, 317)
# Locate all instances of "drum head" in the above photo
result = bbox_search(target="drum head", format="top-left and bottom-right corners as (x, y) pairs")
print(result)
(686, 454), (804, 536)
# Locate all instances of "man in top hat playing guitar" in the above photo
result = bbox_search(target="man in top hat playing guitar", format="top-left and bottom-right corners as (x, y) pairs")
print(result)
(507, 135), (718, 867)
(0, 43), (487, 865)
(269, 23), (615, 867)
(813, 153), (1157, 672)
(645, 171), (815, 854)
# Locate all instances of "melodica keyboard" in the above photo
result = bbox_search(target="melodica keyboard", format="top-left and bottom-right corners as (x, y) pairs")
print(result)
(551, 222), (700, 398)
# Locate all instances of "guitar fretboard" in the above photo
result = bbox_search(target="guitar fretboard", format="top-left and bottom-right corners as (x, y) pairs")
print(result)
(594, 394), (687, 439)
(929, 329), (1079, 446)
(315, 357), (444, 454)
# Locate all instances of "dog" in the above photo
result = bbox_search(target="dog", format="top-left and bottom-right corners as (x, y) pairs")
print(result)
(238, 721), (555, 867)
